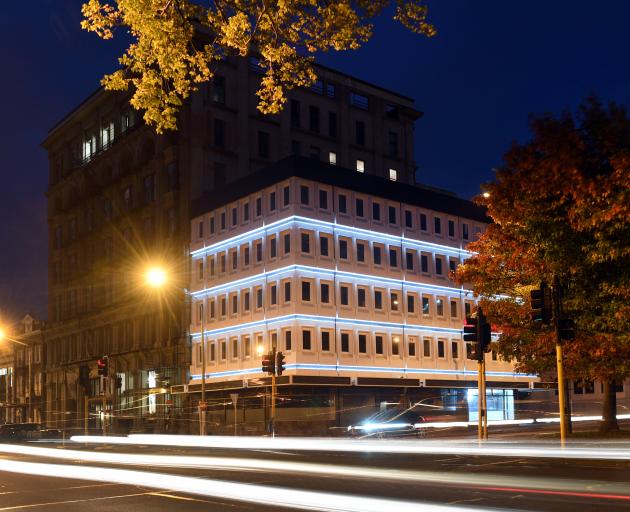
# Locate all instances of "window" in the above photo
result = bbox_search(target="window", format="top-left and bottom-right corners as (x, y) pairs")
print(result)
(339, 239), (348, 259)
(357, 242), (366, 263)
(406, 251), (414, 271)
(422, 297), (430, 315)
(409, 339), (416, 357)
(328, 111), (337, 138)
(389, 169), (398, 181)
(220, 212), (226, 230)
(388, 131), (398, 157)
(309, 106), (320, 132)
(436, 257), (443, 275)
(283, 186), (290, 206)
(214, 119), (225, 147)
(197, 221), (204, 239)
(270, 237), (277, 258)
(392, 336), (400, 355)
(231, 338), (238, 358)
(358, 334), (367, 354)
(211, 76), (225, 104)
(423, 338), (431, 357)
(302, 330), (312, 350)
(326, 84), (336, 98)
(269, 191), (276, 211)
(341, 333), (350, 352)
(374, 290), (383, 309)
(436, 298), (444, 316)
(320, 282), (330, 303)
(329, 151), (337, 165)
(221, 340), (227, 360)
(340, 285), (349, 306)
(220, 297), (227, 316)
(372, 203), (381, 221)
(210, 299), (216, 319)
(256, 288), (263, 309)
(243, 203), (250, 222)
(407, 295), (415, 313)
(255, 241), (263, 263)
(270, 284), (277, 305)
(319, 235), (329, 257)
(421, 254), (429, 273)
(244, 336), (251, 357)
(244, 291), (250, 312)
(438, 340), (445, 358)
(355, 120), (365, 146)
(388, 206), (397, 224)
(301, 233), (311, 253)
(284, 281), (291, 302)
(231, 207), (237, 227)
(465, 302), (472, 317)
(319, 190), (328, 209)
(256, 197), (262, 217)
(143, 174), (155, 202)
(258, 131), (270, 158)
(389, 248), (398, 268)
(310, 145), (321, 160)
(449, 259), (457, 273)
(302, 281), (311, 301)
(375, 335), (384, 355)
(405, 210), (413, 228)
(291, 100), (300, 128)
(356, 159), (365, 173)
(231, 251), (238, 270)
(420, 213), (428, 231)
(448, 220), (455, 237)
(122, 186), (133, 210)
(390, 292), (399, 311)
(219, 253), (226, 273)
(338, 194), (347, 214)
(354, 199), (364, 218)
(321, 331), (330, 351)
(373, 245), (382, 265)
(285, 330), (292, 351)
(357, 288), (367, 308)
(209, 217), (215, 235)
(350, 92), (369, 109)
(444, 300), (456, 319)
(300, 185), (310, 205)
(434, 217), (442, 234)
(451, 341), (459, 360)
(463, 223), (469, 240)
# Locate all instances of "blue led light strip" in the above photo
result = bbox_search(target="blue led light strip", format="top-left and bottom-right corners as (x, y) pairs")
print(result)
(191, 313), (471, 339)
(190, 264), (473, 299)
(191, 215), (469, 258)
(190, 364), (537, 380)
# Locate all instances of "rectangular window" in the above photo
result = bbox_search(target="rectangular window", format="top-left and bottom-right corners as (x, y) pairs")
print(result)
(211, 75), (225, 103)
(436, 258), (443, 275)
(309, 105), (320, 132)
(356, 159), (365, 173)
(319, 190), (328, 209)
(256, 197), (262, 217)
(409, 340), (416, 357)
(284, 281), (291, 302)
(421, 254), (429, 273)
(388, 131), (398, 157)
(328, 151), (337, 165)
(438, 340), (445, 358)
(390, 292), (399, 311)
(244, 291), (250, 312)
(220, 254), (226, 273)
(389, 169), (398, 181)
(255, 241), (262, 263)
(231, 207), (237, 226)
(339, 239), (348, 259)
(436, 298), (444, 316)
(407, 295), (415, 313)
(256, 288), (263, 309)
(373, 246), (382, 265)
(209, 217), (215, 234)
(285, 330), (292, 351)
(270, 237), (277, 258)
(356, 198), (364, 217)
(220, 297), (227, 316)
(452, 341), (459, 359)
(231, 338), (238, 358)
(320, 283), (330, 303)
(392, 336), (400, 355)
(465, 302), (472, 317)
(270, 284), (277, 305)
(220, 212), (226, 230)
(389, 248), (398, 267)
(355, 120), (365, 146)
(301, 233), (310, 253)
(232, 251), (238, 270)
(291, 100), (301, 128)
(328, 111), (337, 138)
(269, 191), (276, 211)
(341, 333), (350, 353)
(302, 281), (311, 302)
(302, 330), (312, 350)
(338, 194), (347, 214)
(320, 236), (329, 257)
(244, 247), (250, 266)
(375, 335), (383, 355)
(406, 251), (414, 270)
(423, 339), (431, 357)
(357, 242), (366, 262)
(321, 331), (330, 351)
(283, 186), (290, 206)
(244, 336), (251, 357)
(340, 285), (349, 306)
(388, 206), (396, 224)
(434, 217), (442, 234)
(243, 203), (250, 222)
(221, 340), (227, 360)
(258, 131), (270, 158)
(463, 223), (469, 240)
(213, 119), (225, 147)
(358, 334), (367, 354)
(143, 174), (155, 203)
(449, 259), (457, 273)
(357, 288), (367, 308)
(450, 300), (458, 318)
(300, 185), (310, 205)
(372, 203), (381, 221)
(420, 213), (428, 231)
(422, 297), (430, 315)
(374, 290), (383, 310)
(448, 220), (455, 237)
(350, 92), (369, 110)
(405, 210), (413, 228)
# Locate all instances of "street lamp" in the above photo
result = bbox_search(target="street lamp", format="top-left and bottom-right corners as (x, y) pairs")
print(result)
(145, 267), (168, 288)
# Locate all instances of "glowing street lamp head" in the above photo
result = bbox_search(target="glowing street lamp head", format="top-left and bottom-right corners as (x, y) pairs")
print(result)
(0, 327), (5, 341)
(257, 344), (264, 356)
(482, 191), (491, 198)
(146, 267), (167, 288)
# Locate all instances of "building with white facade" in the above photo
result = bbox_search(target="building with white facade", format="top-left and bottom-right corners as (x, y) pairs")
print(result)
(184, 156), (539, 434)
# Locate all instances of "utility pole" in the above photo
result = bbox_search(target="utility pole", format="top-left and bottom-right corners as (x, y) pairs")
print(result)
(199, 302), (206, 436)
(553, 276), (568, 447)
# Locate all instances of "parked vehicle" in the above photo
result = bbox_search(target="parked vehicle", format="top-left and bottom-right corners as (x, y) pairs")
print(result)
(0, 423), (62, 442)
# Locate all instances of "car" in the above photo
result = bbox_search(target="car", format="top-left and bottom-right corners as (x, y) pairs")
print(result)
(0, 423), (62, 442)
(347, 409), (426, 438)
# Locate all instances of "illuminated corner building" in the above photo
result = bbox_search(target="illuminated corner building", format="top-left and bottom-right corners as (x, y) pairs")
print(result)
(185, 156), (539, 434)
(41, 56), (420, 432)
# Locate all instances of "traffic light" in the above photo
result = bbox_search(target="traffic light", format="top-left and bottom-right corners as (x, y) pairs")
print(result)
(464, 311), (492, 362)
(261, 351), (275, 375)
(97, 356), (109, 377)
(480, 322), (492, 353)
(463, 317), (478, 342)
(558, 318), (575, 341)
(276, 352), (286, 376)
(530, 283), (552, 324)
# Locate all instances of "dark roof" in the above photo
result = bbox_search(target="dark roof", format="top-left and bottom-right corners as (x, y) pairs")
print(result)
(192, 156), (489, 223)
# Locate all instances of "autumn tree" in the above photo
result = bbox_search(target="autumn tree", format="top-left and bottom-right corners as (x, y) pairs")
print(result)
(455, 98), (630, 432)
(81, 0), (435, 132)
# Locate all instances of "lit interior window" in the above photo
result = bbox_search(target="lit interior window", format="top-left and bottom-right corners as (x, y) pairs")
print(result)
(389, 168), (398, 181)
(356, 159), (365, 173)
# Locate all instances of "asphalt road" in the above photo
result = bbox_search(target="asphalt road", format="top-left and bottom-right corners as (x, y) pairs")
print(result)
(1, 439), (630, 511)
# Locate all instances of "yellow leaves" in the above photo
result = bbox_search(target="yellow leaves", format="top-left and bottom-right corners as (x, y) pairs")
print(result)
(81, 0), (436, 132)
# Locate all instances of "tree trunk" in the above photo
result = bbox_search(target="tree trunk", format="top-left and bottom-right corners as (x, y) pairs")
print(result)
(600, 380), (619, 433)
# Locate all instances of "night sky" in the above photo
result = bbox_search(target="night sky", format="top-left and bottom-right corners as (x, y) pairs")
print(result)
(1, 0), (629, 323)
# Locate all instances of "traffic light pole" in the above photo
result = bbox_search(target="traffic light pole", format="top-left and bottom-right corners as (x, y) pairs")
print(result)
(553, 277), (567, 447)
(199, 302), (206, 436)
(270, 372), (276, 437)
(477, 360), (483, 443)
(482, 359), (488, 440)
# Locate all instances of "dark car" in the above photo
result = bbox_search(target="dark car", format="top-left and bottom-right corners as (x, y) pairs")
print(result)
(0, 423), (62, 442)
(347, 409), (425, 438)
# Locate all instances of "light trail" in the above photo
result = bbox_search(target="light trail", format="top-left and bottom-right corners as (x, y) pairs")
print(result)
(0, 458), (507, 512)
(70, 433), (630, 460)
(1, 444), (630, 500)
